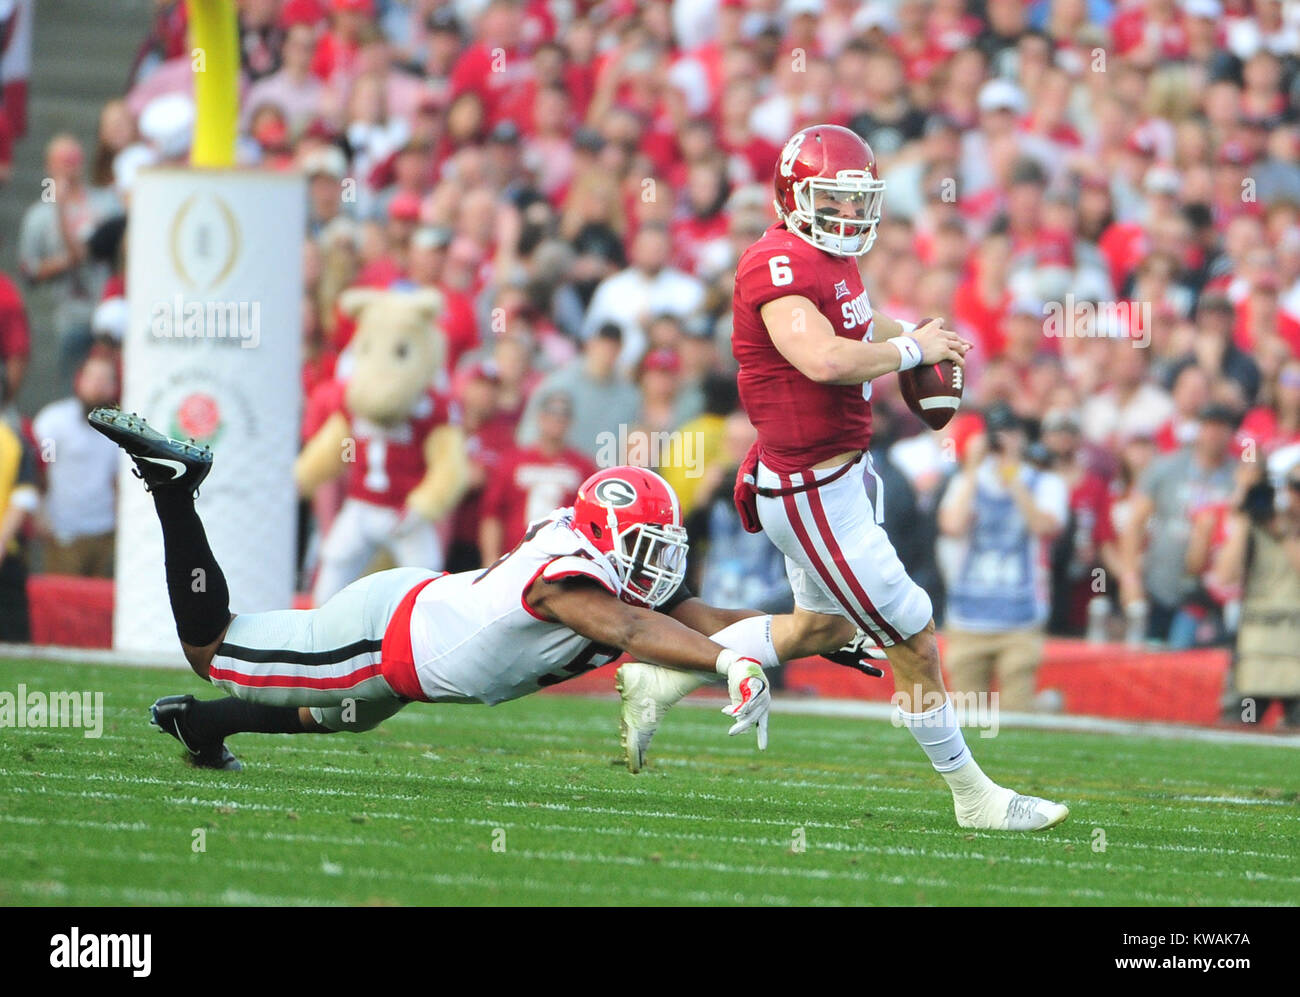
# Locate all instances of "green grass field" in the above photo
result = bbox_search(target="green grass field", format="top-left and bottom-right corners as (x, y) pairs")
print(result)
(1, 657), (1297, 906)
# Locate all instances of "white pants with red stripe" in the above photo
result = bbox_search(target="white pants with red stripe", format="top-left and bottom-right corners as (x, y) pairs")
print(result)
(209, 566), (438, 731)
(755, 455), (932, 647)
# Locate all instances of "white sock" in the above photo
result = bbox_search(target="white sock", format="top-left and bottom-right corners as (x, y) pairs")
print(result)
(897, 696), (971, 772)
(710, 615), (780, 670)
(897, 696), (1001, 808)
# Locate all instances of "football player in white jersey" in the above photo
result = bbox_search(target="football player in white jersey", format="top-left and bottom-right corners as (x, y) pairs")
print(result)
(90, 409), (793, 770)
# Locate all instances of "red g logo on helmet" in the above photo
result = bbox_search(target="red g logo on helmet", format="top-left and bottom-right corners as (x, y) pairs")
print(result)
(573, 467), (688, 608)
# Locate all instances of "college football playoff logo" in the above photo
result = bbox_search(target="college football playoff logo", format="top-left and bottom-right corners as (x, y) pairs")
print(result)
(593, 477), (637, 508)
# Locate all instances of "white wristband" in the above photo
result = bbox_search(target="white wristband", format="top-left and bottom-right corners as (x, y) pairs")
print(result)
(892, 335), (923, 372)
(715, 648), (741, 676)
(897, 320), (918, 336)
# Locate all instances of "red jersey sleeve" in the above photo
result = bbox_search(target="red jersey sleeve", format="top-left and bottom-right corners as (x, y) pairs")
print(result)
(734, 238), (824, 313)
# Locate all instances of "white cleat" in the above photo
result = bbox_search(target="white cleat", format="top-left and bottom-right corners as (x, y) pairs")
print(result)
(616, 661), (711, 773)
(956, 787), (1070, 832)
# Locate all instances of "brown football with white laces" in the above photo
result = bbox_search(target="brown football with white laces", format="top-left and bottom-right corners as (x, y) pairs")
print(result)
(897, 318), (963, 430)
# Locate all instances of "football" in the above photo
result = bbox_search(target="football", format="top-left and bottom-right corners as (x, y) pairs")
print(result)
(898, 319), (963, 430)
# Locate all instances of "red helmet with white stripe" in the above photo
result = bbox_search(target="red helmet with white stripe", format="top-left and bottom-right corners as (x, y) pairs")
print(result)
(773, 123), (885, 257)
(572, 466), (688, 608)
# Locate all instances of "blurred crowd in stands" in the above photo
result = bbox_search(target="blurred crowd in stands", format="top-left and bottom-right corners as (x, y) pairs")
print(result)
(3, 0), (1300, 720)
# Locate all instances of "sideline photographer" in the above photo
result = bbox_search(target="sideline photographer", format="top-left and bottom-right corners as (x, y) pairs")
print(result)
(938, 404), (1067, 711)
(1210, 463), (1300, 729)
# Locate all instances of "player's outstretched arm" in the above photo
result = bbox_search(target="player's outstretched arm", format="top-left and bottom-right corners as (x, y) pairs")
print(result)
(531, 577), (733, 672)
(761, 295), (970, 385)
(533, 578), (773, 743)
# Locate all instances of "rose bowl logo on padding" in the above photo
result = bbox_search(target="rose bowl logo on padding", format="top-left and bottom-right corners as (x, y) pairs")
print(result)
(172, 392), (223, 445)
(593, 477), (637, 508)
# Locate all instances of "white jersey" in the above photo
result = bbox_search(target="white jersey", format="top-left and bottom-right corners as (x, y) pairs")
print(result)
(403, 510), (624, 705)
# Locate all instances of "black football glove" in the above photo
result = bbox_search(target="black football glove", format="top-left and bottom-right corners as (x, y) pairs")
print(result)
(821, 629), (886, 678)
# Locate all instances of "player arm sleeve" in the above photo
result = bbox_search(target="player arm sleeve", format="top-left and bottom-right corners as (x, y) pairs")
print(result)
(407, 423), (470, 522)
(539, 579), (729, 672)
(735, 250), (822, 311)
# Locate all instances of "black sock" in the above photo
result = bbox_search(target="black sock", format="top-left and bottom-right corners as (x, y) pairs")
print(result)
(153, 489), (231, 646)
(185, 697), (306, 742)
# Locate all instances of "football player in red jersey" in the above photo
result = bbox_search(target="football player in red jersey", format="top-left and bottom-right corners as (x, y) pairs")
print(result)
(618, 124), (1070, 831)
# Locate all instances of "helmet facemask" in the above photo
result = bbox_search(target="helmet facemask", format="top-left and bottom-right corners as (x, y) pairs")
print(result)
(607, 513), (689, 608)
(786, 171), (885, 257)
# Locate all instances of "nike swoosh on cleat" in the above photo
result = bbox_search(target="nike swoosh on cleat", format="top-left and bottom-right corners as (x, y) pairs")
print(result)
(135, 456), (188, 479)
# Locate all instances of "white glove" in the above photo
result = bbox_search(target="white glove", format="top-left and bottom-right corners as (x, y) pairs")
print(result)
(715, 649), (771, 750)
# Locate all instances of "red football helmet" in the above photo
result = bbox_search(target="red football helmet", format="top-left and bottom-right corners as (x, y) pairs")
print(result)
(572, 466), (689, 608)
(773, 124), (885, 257)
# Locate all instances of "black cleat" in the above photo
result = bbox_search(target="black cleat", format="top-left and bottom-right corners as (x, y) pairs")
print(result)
(88, 407), (213, 496)
(822, 629), (887, 678)
(150, 695), (243, 771)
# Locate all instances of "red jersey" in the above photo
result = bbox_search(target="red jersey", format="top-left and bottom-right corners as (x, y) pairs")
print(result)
(448, 43), (531, 126)
(1058, 471), (1117, 630)
(450, 412), (518, 547)
(1239, 406), (1300, 458)
(483, 445), (597, 549)
(0, 272), (30, 365)
(732, 222), (874, 474)
(341, 387), (458, 509)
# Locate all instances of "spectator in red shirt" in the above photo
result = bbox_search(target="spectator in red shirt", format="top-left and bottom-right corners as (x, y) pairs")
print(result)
(446, 361), (517, 571)
(671, 159), (730, 276)
(1239, 357), (1300, 460)
(406, 225), (478, 374)
(953, 228), (1012, 357)
(1044, 407), (1122, 636)
(311, 0), (375, 87)
(447, 0), (529, 128)
(479, 390), (595, 561)
(1112, 0), (1190, 62)
(0, 270), (28, 404)
(717, 78), (782, 184)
